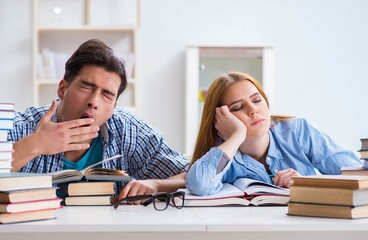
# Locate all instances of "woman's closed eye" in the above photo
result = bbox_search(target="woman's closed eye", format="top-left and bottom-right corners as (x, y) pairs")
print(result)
(229, 103), (243, 112)
(253, 97), (262, 103)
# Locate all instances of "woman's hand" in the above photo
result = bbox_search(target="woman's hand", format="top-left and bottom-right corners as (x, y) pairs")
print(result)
(273, 168), (301, 188)
(215, 106), (247, 159)
(215, 105), (247, 142)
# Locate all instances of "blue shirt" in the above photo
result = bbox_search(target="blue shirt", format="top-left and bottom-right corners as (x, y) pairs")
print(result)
(186, 118), (362, 196)
(63, 134), (103, 171)
(9, 102), (188, 182)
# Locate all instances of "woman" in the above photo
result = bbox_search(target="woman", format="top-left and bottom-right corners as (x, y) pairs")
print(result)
(186, 72), (362, 196)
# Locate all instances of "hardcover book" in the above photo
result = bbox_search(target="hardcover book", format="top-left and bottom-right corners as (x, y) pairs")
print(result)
(0, 120), (14, 130)
(288, 202), (368, 219)
(0, 110), (15, 119)
(290, 185), (368, 206)
(57, 181), (115, 196)
(51, 155), (130, 184)
(0, 209), (56, 224)
(182, 178), (290, 207)
(0, 188), (57, 203)
(341, 166), (368, 176)
(292, 175), (368, 189)
(63, 195), (112, 206)
(0, 173), (52, 191)
(0, 103), (15, 111)
(0, 198), (61, 213)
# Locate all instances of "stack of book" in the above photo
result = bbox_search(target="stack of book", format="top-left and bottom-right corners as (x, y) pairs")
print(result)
(358, 138), (368, 169)
(288, 175), (368, 219)
(0, 173), (61, 224)
(339, 138), (368, 176)
(57, 181), (116, 206)
(51, 155), (130, 206)
(0, 102), (15, 173)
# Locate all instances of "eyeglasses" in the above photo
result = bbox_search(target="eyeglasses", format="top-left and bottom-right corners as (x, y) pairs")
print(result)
(113, 191), (185, 211)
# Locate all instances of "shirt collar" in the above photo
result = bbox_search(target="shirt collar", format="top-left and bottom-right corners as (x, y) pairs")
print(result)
(267, 130), (283, 159)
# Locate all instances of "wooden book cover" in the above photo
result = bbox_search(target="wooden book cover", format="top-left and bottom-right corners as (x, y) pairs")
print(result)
(0, 209), (56, 224)
(292, 175), (368, 189)
(0, 173), (52, 191)
(0, 187), (57, 203)
(290, 186), (368, 206)
(288, 202), (368, 219)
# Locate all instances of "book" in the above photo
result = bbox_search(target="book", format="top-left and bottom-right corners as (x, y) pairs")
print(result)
(0, 198), (61, 213)
(0, 142), (12, 151)
(341, 166), (368, 176)
(358, 150), (368, 159)
(63, 195), (112, 206)
(0, 103), (15, 111)
(0, 110), (15, 119)
(292, 175), (368, 190)
(51, 155), (130, 184)
(0, 173), (52, 191)
(290, 186), (368, 206)
(0, 130), (9, 141)
(360, 138), (368, 150)
(0, 188), (57, 203)
(0, 119), (13, 130)
(0, 151), (12, 160)
(288, 202), (368, 219)
(57, 181), (115, 196)
(182, 178), (290, 207)
(0, 209), (56, 224)
(0, 160), (12, 169)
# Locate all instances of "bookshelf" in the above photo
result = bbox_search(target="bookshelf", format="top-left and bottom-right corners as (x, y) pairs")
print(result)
(185, 46), (275, 153)
(32, 0), (139, 113)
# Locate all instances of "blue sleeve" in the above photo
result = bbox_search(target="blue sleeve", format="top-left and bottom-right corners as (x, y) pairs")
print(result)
(186, 147), (232, 196)
(297, 118), (362, 174)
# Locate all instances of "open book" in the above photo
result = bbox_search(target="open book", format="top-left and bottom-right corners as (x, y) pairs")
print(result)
(182, 178), (290, 207)
(51, 155), (131, 184)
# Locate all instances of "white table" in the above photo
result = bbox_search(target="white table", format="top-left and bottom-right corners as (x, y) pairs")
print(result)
(1, 206), (368, 240)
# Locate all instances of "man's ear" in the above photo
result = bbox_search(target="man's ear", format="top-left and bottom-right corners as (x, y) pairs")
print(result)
(57, 80), (68, 100)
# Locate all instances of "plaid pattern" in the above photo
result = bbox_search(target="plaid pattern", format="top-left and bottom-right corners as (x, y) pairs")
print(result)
(9, 104), (188, 180)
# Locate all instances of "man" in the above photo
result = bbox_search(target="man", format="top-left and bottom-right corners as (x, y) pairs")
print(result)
(9, 39), (188, 204)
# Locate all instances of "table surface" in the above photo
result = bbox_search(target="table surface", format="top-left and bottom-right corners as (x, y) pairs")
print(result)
(1, 206), (368, 240)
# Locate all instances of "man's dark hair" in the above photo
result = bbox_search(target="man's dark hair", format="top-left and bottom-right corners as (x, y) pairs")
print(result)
(63, 39), (127, 99)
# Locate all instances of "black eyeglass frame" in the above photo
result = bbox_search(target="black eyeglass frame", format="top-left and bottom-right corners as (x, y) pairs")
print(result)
(113, 191), (185, 211)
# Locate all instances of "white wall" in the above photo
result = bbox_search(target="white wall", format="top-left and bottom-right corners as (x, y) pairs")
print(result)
(0, 0), (33, 112)
(1, 0), (368, 154)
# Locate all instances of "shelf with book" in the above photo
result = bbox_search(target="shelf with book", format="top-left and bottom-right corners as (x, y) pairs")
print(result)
(33, 0), (139, 113)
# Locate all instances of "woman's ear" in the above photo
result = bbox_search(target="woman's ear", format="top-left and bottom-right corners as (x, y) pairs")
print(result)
(57, 80), (68, 100)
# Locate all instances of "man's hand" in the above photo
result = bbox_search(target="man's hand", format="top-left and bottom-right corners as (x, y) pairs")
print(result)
(273, 168), (301, 188)
(33, 100), (99, 155)
(112, 172), (187, 205)
(112, 179), (159, 205)
(12, 100), (99, 171)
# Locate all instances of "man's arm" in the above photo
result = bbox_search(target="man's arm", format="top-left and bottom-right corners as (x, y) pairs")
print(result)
(114, 172), (187, 204)
(12, 101), (99, 172)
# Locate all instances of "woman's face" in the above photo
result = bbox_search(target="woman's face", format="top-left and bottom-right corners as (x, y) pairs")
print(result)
(221, 80), (271, 138)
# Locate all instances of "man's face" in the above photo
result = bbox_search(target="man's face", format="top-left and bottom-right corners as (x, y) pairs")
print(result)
(57, 65), (121, 127)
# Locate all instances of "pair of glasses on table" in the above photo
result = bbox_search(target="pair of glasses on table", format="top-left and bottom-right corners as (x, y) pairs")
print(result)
(113, 191), (185, 211)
